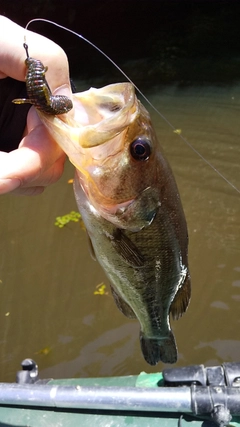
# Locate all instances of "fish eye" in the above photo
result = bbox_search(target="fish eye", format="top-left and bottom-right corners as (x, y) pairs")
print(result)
(130, 138), (151, 161)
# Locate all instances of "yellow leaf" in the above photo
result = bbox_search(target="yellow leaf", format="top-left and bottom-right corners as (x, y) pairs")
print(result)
(68, 179), (74, 184)
(94, 282), (108, 296)
(173, 129), (182, 135)
(5, 312), (10, 317)
(35, 346), (51, 356)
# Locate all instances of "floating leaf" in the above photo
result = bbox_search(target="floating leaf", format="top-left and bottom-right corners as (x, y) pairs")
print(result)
(68, 179), (74, 184)
(94, 282), (108, 296)
(35, 346), (51, 356)
(173, 129), (182, 135)
(5, 312), (10, 317)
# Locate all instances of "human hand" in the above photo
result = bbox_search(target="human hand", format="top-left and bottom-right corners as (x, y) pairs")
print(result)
(0, 16), (72, 195)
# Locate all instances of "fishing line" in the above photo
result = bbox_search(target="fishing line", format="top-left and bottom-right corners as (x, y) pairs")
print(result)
(25, 18), (239, 194)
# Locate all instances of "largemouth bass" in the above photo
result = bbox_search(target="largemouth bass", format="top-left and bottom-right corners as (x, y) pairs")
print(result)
(39, 82), (191, 365)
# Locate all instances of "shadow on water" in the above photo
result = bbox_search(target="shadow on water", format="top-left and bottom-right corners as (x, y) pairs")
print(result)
(0, 1), (240, 381)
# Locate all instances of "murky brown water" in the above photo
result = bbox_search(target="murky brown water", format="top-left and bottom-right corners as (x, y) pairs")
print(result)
(0, 83), (239, 382)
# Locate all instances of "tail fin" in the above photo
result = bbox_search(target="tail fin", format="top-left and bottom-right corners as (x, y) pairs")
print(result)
(140, 331), (178, 365)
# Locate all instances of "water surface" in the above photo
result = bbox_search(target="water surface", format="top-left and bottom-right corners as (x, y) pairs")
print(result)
(0, 83), (239, 382)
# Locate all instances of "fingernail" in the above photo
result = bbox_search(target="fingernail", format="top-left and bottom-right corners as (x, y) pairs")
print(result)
(0, 178), (21, 194)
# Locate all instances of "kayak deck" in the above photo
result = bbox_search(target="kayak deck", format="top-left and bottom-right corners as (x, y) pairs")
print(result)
(0, 361), (239, 427)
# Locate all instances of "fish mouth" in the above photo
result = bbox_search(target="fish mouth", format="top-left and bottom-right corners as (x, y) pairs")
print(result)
(37, 82), (144, 222)
(38, 82), (140, 213)
(38, 82), (139, 170)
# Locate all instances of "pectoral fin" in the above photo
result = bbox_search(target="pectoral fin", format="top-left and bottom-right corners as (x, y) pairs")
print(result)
(170, 272), (191, 320)
(108, 228), (145, 268)
(110, 284), (136, 318)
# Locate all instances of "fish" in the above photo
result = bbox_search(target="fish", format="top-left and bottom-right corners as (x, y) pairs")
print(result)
(38, 82), (191, 365)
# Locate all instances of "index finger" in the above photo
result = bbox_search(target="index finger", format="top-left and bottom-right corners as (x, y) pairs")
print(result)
(0, 122), (65, 195)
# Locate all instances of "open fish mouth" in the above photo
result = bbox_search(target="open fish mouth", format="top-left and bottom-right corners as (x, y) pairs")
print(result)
(38, 82), (141, 211)
(38, 83), (139, 169)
